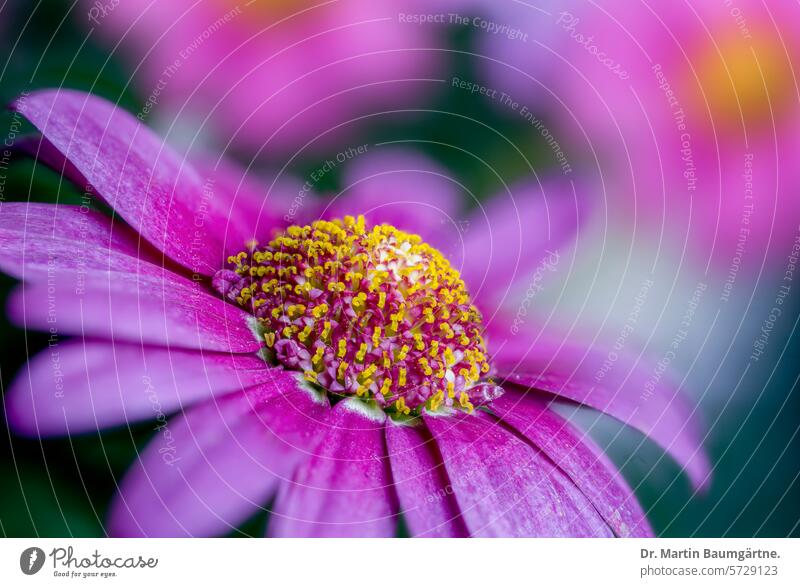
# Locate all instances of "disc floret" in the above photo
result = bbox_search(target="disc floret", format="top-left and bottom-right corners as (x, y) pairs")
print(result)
(215, 215), (500, 415)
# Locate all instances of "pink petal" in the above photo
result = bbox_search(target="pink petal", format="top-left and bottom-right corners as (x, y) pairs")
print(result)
(109, 377), (329, 537)
(424, 411), (613, 537)
(385, 421), (468, 537)
(12, 90), (234, 274)
(6, 340), (277, 436)
(490, 332), (711, 491)
(8, 272), (260, 353)
(189, 155), (301, 249)
(490, 391), (653, 537)
(268, 401), (397, 537)
(11, 134), (87, 188)
(0, 202), (136, 253)
(454, 177), (581, 305)
(0, 203), (165, 282)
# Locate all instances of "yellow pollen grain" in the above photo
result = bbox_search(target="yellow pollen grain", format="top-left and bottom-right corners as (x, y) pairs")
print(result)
(429, 390), (444, 412)
(351, 292), (367, 311)
(394, 397), (410, 415)
(459, 392), (474, 414)
(360, 364), (378, 382)
(337, 361), (349, 381)
(440, 323), (454, 339)
(396, 345), (410, 361)
(298, 325), (313, 343)
(469, 363), (480, 381)
(321, 321), (332, 341)
(381, 378), (393, 396)
(418, 357), (433, 376)
(312, 346), (325, 365)
(372, 327), (382, 347)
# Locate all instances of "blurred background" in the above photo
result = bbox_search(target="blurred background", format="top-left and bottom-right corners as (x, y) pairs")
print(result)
(0, 0), (797, 537)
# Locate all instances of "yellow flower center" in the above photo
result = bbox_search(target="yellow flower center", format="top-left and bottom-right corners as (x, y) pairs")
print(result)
(216, 216), (502, 416)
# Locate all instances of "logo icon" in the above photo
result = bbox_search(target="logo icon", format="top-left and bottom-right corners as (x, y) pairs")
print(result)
(20, 547), (46, 575)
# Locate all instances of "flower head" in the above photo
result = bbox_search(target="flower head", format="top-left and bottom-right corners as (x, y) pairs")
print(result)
(2, 89), (709, 537)
(217, 216), (499, 415)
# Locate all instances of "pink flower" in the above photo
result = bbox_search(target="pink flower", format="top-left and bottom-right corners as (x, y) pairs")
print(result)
(2, 90), (708, 536)
(84, 0), (448, 156)
(471, 1), (565, 110)
(535, 1), (800, 272)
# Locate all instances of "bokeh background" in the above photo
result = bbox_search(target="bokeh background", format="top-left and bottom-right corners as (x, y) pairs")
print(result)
(0, 0), (798, 537)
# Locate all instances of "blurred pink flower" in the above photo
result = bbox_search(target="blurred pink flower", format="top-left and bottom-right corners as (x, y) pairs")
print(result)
(546, 0), (800, 273)
(470, 0), (567, 110)
(85, 0), (447, 156)
(2, 90), (708, 536)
